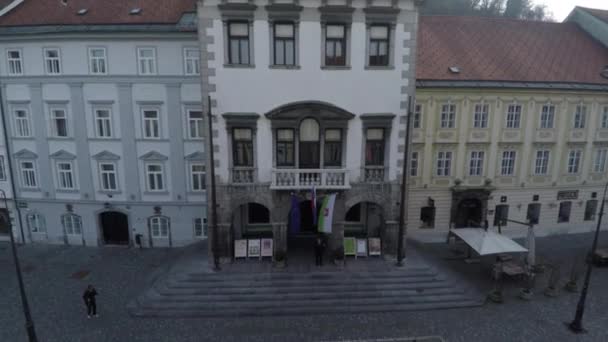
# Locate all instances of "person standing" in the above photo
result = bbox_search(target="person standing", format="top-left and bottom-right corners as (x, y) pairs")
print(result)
(83, 285), (98, 318)
(314, 234), (326, 266)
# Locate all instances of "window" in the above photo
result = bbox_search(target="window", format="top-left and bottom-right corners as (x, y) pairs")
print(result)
(88, 47), (107, 74)
(57, 161), (75, 190)
(227, 22), (250, 65)
(558, 201), (572, 223)
(436, 151), (452, 176)
(325, 24), (347, 66)
(62, 214), (82, 235)
(20, 161), (37, 188)
(473, 103), (489, 128)
(506, 104), (521, 128)
(365, 128), (385, 166)
(44, 48), (61, 75)
(469, 151), (484, 176)
(14, 108), (31, 137)
(420, 206), (435, 228)
(594, 149), (608, 173)
(137, 47), (157, 75)
(324, 129), (342, 167)
(187, 110), (203, 139)
(494, 204), (509, 226)
(94, 109), (112, 138)
(567, 150), (582, 174)
(534, 150), (550, 175)
(501, 151), (516, 176)
(299, 119), (320, 168)
(276, 129), (294, 167)
(50, 108), (68, 137)
(368, 24), (389, 66)
(540, 104), (555, 129)
(413, 104), (421, 128)
(184, 48), (200, 75)
(602, 107), (608, 129)
(194, 218), (207, 238)
(526, 203), (541, 225)
(585, 200), (598, 221)
(150, 216), (169, 238)
(233, 128), (253, 167)
(410, 151), (419, 177)
(7, 49), (23, 75)
(0, 156), (5, 181)
(273, 22), (296, 66)
(574, 105), (586, 129)
(27, 213), (45, 233)
(440, 103), (456, 128)
(190, 164), (205, 191)
(142, 109), (160, 138)
(99, 162), (118, 191)
(146, 164), (164, 191)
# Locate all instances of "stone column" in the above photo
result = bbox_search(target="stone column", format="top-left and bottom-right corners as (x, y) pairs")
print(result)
(217, 222), (232, 264)
(383, 220), (399, 260)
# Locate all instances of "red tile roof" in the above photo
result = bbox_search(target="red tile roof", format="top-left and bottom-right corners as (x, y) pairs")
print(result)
(417, 15), (608, 85)
(0, 0), (197, 26)
(579, 6), (608, 24)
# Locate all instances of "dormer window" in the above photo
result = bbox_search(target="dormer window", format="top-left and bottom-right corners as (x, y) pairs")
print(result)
(130, 8), (142, 15)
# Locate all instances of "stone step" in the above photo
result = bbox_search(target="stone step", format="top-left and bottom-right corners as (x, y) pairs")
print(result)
(171, 274), (444, 289)
(131, 299), (482, 318)
(146, 286), (466, 303)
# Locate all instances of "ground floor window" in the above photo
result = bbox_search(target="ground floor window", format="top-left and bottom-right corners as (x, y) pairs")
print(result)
(526, 203), (541, 225)
(62, 214), (82, 235)
(149, 216), (170, 238)
(420, 206), (435, 228)
(194, 218), (207, 238)
(27, 213), (46, 233)
(494, 205), (509, 226)
(558, 201), (572, 223)
(584, 200), (598, 221)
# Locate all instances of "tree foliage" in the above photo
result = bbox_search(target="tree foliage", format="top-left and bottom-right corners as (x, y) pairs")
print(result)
(420, 0), (553, 21)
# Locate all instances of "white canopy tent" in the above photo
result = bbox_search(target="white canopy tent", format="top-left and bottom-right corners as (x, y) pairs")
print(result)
(451, 228), (528, 256)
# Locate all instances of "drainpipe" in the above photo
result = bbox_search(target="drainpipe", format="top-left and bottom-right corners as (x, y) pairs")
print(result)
(0, 82), (26, 244)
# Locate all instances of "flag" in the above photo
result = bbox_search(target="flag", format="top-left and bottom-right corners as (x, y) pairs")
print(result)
(289, 194), (300, 235)
(311, 185), (317, 224)
(317, 194), (336, 234)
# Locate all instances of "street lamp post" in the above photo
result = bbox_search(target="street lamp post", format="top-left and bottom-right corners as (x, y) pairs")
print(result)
(206, 96), (220, 271)
(568, 182), (608, 333)
(0, 190), (38, 341)
(396, 96), (413, 266)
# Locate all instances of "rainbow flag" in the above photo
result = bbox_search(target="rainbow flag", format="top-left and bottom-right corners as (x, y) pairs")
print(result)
(317, 194), (336, 234)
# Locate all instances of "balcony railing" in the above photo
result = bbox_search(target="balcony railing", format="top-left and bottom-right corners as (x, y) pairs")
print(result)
(270, 169), (350, 190)
(231, 167), (255, 184)
(363, 166), (386, 183)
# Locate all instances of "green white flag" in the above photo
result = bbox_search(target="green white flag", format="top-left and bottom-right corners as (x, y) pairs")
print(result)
(317, 194), (336, 233)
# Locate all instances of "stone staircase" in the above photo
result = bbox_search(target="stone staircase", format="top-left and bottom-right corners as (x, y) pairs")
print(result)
(128, 266), (484, 317)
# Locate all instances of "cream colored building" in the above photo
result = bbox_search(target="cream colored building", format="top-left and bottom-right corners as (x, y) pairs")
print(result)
(408, 16), (608, 241)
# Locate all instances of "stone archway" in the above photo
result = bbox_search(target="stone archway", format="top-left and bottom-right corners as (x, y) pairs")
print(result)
(344, 201), (385, 238)
(450, 188), (493, 228)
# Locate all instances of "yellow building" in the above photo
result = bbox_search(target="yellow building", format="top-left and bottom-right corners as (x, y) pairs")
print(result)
(408, 16), (608, 241)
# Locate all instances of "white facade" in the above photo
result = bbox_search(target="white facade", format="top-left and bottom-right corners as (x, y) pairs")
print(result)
(0, 31), (207, 247)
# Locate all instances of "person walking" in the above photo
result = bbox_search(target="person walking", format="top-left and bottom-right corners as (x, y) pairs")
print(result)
(314, 234), (326, 266)
(83, 285), (98, 318)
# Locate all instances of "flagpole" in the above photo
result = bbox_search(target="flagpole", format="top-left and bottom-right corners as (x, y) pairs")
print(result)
(397, 96), (413, 266)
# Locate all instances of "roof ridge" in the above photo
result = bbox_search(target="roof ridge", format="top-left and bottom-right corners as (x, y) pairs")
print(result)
(421, 14), (562, 25)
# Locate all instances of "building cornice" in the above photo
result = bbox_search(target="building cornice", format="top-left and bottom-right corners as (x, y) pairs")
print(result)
(416, 80), (608, 92)
(0, 75), (200, 85)
(0, 25), (197, 39)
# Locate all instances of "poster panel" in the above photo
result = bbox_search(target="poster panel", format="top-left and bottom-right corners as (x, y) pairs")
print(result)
(247, 239), (261, 258)
(235, 239), (247, 258)
(344, 237), (356, 256)
(368, 238), (381, 256)
(261, 238), (273, 257)
(356, 239), (368, 257)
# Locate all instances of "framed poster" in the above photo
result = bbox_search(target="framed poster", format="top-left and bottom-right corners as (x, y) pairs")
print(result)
(261, 238), (273, 257)
(368, 238), (381, 256)
(234, 239), (247, 258)
(356, 239), (368, 257)
(247, 239), (261, 258)
(344, 237), (356, 256)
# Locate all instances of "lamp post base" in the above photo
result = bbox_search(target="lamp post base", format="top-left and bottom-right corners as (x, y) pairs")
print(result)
(566, 321), (586, 334)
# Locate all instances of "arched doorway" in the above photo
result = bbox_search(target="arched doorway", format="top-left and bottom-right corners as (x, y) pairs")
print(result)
(232, 202), (272, 239)
(100, 211), (129, 245)
(344, 202), (384, 238)
(454, 198), (483, 228)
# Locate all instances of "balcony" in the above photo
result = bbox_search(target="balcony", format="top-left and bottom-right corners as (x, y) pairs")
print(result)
(270, 169), (350, 190)
(231, 167), (255, 184)
(363, 166), (386, 183)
